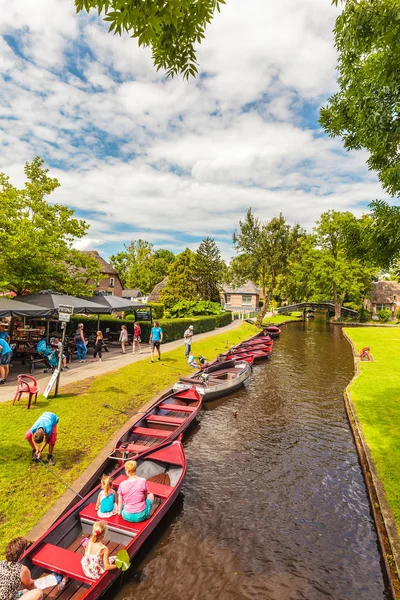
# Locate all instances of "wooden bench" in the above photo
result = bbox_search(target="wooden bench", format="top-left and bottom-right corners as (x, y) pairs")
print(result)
(118, 443), (155, 454)
(31, 544), (93, 585)
(112, 475), (174, 499)
(79, 503), (150, 535)
(146, 415), (185, 426)
(131, 426), (171, 438)
(158, 403), (197, 413)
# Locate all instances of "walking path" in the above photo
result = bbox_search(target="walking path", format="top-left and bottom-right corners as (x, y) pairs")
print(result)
(0, 320), (244, 403)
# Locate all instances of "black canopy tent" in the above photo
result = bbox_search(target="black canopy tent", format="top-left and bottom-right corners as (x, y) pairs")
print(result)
(81, 292), (150, 314)
(16, 291), (111, 314)
(0, 297), (54, 318)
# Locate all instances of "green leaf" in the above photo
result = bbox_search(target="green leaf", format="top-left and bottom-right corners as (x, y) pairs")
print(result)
(115, 549), (131, 571)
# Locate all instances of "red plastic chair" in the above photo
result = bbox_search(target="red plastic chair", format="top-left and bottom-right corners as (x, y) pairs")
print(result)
(13, 375), (39, 409)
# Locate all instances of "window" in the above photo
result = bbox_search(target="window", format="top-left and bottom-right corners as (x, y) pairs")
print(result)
(242, 295), (252, 305)
(226, 294), (231, 304)
(375, 303), (390, 311)
(109, 277), (115, 287)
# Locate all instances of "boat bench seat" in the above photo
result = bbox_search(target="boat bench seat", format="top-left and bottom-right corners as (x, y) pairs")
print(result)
(116, 443), (154, 454)
(146, 415), (185, 426)
(31, 543), (93, 585)
(176, 377), (200, 385)
(158, 403), (197, 413)
(112, 475), (174, 499)
(131, 426), (171, 438)
(79, 503), (148, 536)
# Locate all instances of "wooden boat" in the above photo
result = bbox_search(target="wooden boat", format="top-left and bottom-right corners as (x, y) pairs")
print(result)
(229, 346), (271, 361)
(110, 387), (202, 462)
(237, 340), (273, 350)
(172, 359), (251, 402)
(23, 440), (186, 600)
(240, 335), (273, 345)
(262, 326), (281, 338)
(216, 354), (255, 366)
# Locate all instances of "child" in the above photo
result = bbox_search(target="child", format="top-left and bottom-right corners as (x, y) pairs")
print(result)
(132, 322), (142, 354)
(188, 354), (198, 368)
(96, 475), (117, 518)
(119, 325), (128, 354)
(25, 411), (58, 465)
(81, 521), (119, 580)
(93, 331), (103, 361)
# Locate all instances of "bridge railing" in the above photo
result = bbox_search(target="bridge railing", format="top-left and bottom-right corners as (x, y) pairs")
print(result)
(277, 302), (358, 317)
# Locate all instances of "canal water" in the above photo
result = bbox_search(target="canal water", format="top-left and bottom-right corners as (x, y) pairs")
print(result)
(111, 318), (391, 599)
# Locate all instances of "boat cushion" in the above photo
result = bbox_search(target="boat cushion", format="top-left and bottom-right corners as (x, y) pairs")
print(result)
(158, 403), (197, 413)
(31, 543), (93, 585)
(146, 415), (185, 426)
(79, 503), (149, 535)
(131, 426), (171, 438)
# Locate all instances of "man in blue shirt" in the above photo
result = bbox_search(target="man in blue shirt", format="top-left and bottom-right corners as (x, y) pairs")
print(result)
(25, 411), (59, 465)
(0, 337), (12, 384)
(149, 321), (163, 363)
(0, 323), (10, 343)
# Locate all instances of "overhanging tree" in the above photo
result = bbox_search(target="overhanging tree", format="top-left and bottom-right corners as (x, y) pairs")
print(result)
(0, 158), (100, 295)
(320, 0), (400, 195)
(75, 0), (226, 78)
(232, 209), (304, 326)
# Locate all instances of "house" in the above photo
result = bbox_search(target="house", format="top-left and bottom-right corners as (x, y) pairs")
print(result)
(220, 281), (260, 312)
(82, 251), (123, 296)
(147, 277), (168, 303)
(364, 280), (400, 318)
(122, 289), (146, 301)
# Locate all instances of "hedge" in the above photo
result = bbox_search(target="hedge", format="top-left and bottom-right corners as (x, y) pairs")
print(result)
(67, 312), (232, 342)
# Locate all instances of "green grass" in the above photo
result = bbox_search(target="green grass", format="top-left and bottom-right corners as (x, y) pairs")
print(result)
(344, 327), (400, 528)
(0, 322), (256, 553)
(262, 312), (302, 325)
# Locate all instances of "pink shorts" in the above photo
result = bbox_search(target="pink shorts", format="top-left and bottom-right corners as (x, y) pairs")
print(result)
(25, 424), (57, 447)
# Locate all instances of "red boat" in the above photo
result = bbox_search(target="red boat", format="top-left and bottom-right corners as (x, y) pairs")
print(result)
(241, 335), (273, 345)
(229, 346), (271, 361)
(110, 387), (201, 463)
(23, 440), (186, 600)
(262, 326), (281, 338)
(238, 340), (273, 349)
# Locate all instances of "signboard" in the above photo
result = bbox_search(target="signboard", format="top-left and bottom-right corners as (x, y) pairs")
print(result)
(58, 304), (74, 322)
(43, 369), (60, 399)
(134, 307), (152, 322)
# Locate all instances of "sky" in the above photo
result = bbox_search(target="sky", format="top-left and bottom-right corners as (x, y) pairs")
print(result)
(0, 0), (387, 261)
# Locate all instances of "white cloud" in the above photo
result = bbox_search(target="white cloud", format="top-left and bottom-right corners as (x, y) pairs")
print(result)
(0, 0), (386, 261)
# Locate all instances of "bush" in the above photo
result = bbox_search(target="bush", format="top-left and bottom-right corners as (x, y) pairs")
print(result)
(125, 314), (135, 321)
(359, 307), (372, 323)
(167, 300), (224, 318)
(377, 308), (391, 323)
(344, 301), (361, 312)
(217, 312), (232, 327)
(147, 302), (164, 320)
(396, 307), (400, 321)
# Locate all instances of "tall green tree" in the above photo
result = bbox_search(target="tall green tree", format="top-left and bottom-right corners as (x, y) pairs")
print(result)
(75, 0), (226, 78)
(110, 241), (175, 293)
(160, 248), (197, 308)
(193, 237), (225, 301)
(0, 158), (100, 295)
(232, 210), (304, 326)
(313, 210), (377, 320)
(320, 0), (400, 195)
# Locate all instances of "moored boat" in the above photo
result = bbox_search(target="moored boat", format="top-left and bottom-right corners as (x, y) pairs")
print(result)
(173, 359), (251, 402)
(23, 440), (186, 600)
(229, 346), (271, 361)
(110, 387), (201, 462)
(262, 326), (281, 338)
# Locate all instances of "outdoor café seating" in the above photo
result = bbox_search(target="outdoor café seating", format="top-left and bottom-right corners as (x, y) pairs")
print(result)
(13, 374), (38, 409)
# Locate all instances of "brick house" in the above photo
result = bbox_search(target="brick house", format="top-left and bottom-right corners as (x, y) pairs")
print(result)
(220, 281), (260, 312)
(82, 251), (123, 296)
(364, 280), (400, 319)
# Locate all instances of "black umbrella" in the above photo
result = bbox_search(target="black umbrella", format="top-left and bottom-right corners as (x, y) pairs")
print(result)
(81, 292), (148, 312)
(0, 297), (54, 318)
(15, 291), (111, 315)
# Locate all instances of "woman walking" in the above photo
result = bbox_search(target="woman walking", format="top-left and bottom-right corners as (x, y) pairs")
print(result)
(74, 323), (87, 363)
(93, 331), (103, 361)
(132, 322), (142, 354)
(119, 325), (128, 354)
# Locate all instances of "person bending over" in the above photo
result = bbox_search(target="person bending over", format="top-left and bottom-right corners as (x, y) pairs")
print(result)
(0, 537), (43, 600)
(118, 460), (154, 523)
(25, 411), (58, 465)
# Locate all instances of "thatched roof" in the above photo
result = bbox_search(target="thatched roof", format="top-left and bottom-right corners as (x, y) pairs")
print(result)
(82, 251), (118, 276)
(370, 281), (400, 303)
(220, 281), (259, 295)
(122, 289), (143, 298)
(148, 277), (168, 302)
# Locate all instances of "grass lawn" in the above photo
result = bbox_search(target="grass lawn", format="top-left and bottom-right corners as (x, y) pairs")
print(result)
(344, 327), (400, 528)
(262, 312), (302, 325)
(0, 322), (256, 553)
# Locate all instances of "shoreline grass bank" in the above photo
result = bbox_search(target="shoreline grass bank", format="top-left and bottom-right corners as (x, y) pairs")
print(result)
(344, 327), (400, 530)
(0, 322), (255, 553)
(262, 313), (302, 325)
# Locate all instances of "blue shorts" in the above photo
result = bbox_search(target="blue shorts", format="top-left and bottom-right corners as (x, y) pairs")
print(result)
(122, 498), (152, 523)
(1, 351), (12, 365)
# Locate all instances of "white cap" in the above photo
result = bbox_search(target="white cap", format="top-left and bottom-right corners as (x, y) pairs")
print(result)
(189, 325), (194, 329)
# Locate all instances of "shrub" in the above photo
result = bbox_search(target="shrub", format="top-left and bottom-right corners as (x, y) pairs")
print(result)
(396, 307), (400, 321)
(125, 314), (135, 321)
(377, 308), (391, 323)
(147, 302), (164, 320)
(359, 307), (372, 323)
(217, 312), (232, 327)
(343, 301), (361, 312)
(168, 300), (224, 318)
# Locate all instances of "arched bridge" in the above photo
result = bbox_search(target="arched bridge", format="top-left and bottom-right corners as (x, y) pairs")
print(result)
(277, 302), (358, 318)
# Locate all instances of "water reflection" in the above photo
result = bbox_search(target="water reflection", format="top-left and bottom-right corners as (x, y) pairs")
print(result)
(110, 318), (391, 600)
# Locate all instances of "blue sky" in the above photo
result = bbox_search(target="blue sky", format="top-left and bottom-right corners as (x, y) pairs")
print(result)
(0, 0), (385, 260)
